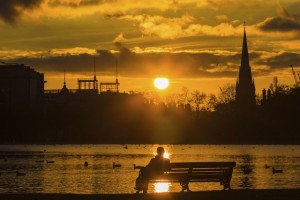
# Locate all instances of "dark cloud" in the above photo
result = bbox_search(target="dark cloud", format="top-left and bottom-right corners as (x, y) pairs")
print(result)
(258, 6), (300, 32)
(49, 0), (114, 8)
(13, 51), (116, 75)
(104, 12), (125, 19)
(0, 0), (44, 24)
(254, 52), (300, 69)
(6, 47), (299, 79)
(5, 49), (244, 79)
(114, 42), (132, 59)
(259, 16), (300, 32)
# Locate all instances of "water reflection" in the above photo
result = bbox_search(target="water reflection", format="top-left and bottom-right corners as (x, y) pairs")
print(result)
(237, 154), (256, 189)
(0, 144), (299, 193)
(154, 182), (170, 193)
(238, 177), (253, 188)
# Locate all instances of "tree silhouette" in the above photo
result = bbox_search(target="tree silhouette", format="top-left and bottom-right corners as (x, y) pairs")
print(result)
(191, 90), (207, 111)
(218, 84), (235, 104)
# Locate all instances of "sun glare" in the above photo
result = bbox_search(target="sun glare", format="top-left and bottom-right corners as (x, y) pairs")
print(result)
(163, 152), (170, 159)
(154, 78), (169, 90)
(152, 149), (170, 159)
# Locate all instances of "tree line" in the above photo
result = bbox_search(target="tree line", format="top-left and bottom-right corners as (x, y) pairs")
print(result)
(0, 83), (299, 144)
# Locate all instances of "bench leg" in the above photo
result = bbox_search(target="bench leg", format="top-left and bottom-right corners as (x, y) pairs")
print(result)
(134, 181), (148, 193)
(143, 187), (148, 194)
(180, 182), (191, 192)
(184, 186), (191, 192)
(181, 185), (191, 192)
(223, 183), (231, 190)
(140, 181), (147, 194)
(135, 174), (148, 194)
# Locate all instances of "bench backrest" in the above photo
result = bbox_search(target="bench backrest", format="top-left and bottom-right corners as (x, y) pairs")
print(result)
(153, 162), (236, 182)
(145, 162), (236, 182)
(170, 162), (236, 169)
(143, 162), (236, 188)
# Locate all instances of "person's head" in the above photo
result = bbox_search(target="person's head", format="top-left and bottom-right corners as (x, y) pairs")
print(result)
(156, 147), (165, 157)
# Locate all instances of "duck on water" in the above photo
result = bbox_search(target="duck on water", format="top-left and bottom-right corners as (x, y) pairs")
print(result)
(113, 162), (122, 168)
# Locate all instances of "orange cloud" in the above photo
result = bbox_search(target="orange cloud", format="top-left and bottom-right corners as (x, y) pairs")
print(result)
(113, 33), (127, 43)
(49, 47), (97, 56)
(118, 14), (291, 39)
(0, 49), (44, 59)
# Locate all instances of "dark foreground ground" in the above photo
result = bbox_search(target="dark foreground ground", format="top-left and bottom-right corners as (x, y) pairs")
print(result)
(1, 189), (300, 200)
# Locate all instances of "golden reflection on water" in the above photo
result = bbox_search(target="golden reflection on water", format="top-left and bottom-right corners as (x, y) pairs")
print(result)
(0, 145), (299, 193)
(154, 182), (170, 193)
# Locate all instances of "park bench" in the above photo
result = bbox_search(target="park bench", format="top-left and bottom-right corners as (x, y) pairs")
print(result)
(134, 161), (236, 193)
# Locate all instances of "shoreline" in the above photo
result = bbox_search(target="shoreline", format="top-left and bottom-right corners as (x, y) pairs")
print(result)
(1, 143), (300, 145)
(1, 189), (300, 200)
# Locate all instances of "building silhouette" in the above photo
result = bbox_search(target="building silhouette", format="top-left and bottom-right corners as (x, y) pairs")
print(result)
(100, 60), (120, 93)
(44, 57), (120, 97)
(235, 27), (256, 107)
(0, 63), (44, 104)
(60, 70), (69, 95)
(77, 57), (99, 95)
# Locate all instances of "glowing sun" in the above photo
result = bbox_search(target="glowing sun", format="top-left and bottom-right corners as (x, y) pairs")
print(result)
(154, 78), (169, 90)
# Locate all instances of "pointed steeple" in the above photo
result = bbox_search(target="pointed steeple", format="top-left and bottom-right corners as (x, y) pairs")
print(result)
(241, 26), (250, 68)
(93, 56), (96, 81)
(63, 69), (66, 88)
(235, 25), (256, 108)
(61, 69), (69, 94)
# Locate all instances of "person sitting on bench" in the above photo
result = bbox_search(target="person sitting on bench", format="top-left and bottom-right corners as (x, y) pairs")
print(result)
(135, 147), (170, 192)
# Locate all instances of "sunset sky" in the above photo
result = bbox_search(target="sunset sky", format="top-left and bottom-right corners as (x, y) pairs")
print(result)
(0, 0), (300, 94)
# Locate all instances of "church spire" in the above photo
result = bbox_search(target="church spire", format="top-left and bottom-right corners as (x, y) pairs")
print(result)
(241, 26), (250, 68)
(63, 69), (66, 87)
(235, 25), (256, 108)
(61, 69), (69, 94)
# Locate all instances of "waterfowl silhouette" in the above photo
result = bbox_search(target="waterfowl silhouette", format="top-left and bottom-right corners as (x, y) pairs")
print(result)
(84, 161), (88, 167)
(113, 162), (122, 168)
(16, 171), (26, 176)
(272, 167), (283, 174)
(264, 164), (270, 169)
(46, 160), (55, 164)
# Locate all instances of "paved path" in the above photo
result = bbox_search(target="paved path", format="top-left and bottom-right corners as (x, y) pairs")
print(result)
(1, 189), (299, 200)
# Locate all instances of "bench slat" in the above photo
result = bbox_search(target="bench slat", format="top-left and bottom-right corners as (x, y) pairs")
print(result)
(171, 168), (231, 173)
(149, 180), (223, 183)
(168, 171), (231, 175)
(170, 162), (236, 168)
(148, 174), (231, 181)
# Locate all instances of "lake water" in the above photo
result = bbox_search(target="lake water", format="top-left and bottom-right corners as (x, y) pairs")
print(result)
(0, 144), (299, 194)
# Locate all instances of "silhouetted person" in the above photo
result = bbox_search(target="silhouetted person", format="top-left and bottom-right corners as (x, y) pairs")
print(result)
(145, 147), (170, 176)
(135, 147), (170, 193)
